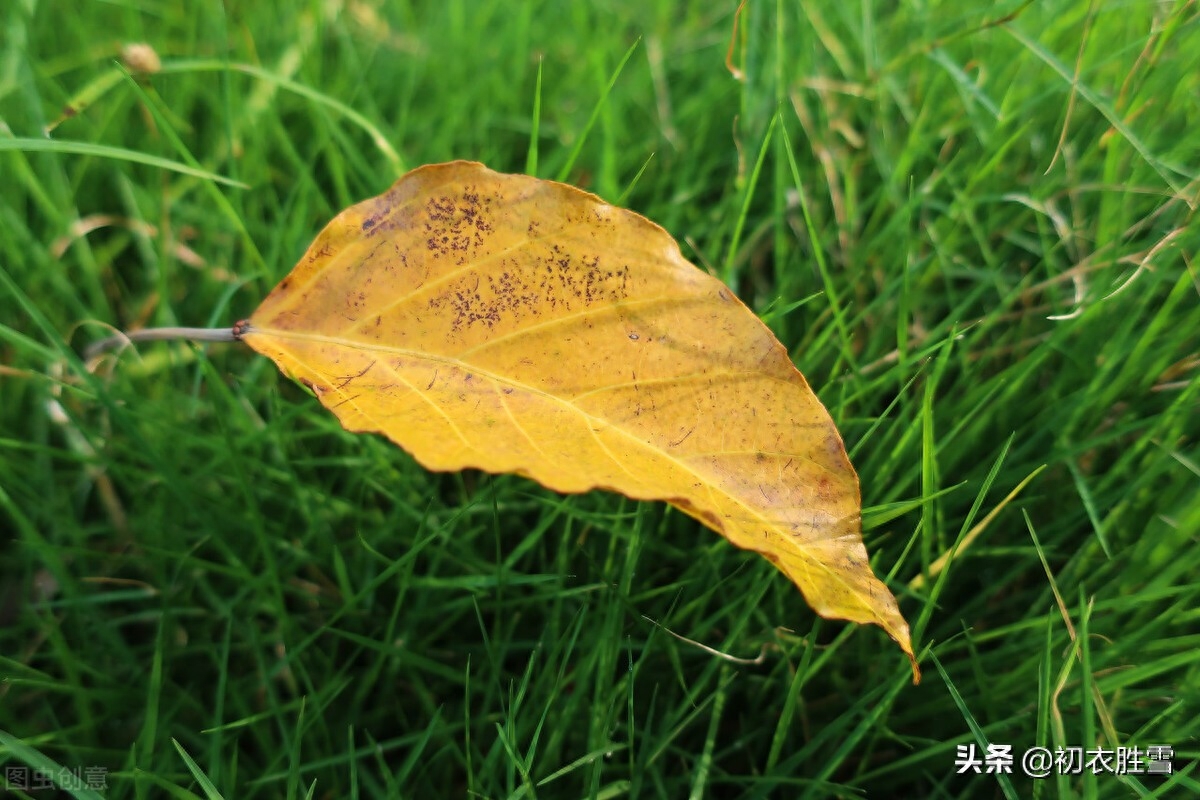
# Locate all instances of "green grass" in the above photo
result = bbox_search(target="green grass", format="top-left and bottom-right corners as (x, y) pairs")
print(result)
(1, 0), (1197, 797)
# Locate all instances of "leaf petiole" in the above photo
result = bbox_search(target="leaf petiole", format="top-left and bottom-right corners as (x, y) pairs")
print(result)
(84, 326), (239, 361)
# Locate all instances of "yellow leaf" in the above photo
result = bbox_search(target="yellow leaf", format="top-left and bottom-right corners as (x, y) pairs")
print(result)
(236, 161), (918, 681)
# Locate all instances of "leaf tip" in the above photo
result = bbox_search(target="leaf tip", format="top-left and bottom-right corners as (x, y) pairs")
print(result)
(880, 608), (921, 684)
(904, 644), (922, 685)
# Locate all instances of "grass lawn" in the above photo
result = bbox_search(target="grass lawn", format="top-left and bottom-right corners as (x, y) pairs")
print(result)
(1, 0), (1197, 797)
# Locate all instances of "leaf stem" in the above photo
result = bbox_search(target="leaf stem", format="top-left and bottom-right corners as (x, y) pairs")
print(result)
(85, 326), (239, 361)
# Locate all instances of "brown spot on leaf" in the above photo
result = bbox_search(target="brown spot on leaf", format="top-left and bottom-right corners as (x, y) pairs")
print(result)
(335, 361), (376, 389)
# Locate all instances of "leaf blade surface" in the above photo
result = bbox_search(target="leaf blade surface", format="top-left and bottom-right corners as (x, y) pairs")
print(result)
(239, 161), (917, 678)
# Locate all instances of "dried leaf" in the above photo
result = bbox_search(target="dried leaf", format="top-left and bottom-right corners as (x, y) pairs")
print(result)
(236, 161), (918, 680)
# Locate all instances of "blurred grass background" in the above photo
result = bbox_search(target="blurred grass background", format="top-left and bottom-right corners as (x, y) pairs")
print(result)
(1, 0), (1197, 797)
